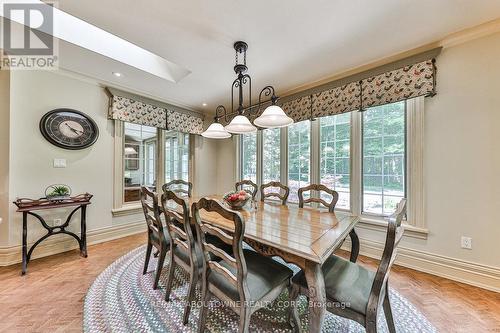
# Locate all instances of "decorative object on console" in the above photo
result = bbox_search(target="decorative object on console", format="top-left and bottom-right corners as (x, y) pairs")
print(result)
(44, 184), (72, 201)
(201, 41), (293, 139)
(222, 190), (251, 210)
(40, 108), (99, 150)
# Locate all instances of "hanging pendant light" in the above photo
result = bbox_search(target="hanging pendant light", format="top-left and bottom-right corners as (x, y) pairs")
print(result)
(201, 41), (293, 138)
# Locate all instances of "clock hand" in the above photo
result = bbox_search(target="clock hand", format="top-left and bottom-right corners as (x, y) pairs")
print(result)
(65, 123), (84, 134)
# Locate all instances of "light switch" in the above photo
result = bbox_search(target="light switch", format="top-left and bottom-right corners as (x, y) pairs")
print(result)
(53, 158), (67, 168)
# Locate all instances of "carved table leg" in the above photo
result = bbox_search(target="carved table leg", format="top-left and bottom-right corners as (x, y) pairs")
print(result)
(349, 228), (359, 263)
(304, 260), (326, 333)
(80, 205), (88, 257)
(21, 212), (28, 275)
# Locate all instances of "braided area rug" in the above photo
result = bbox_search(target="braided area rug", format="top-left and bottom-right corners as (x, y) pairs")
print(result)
(84, 245), (436, 332)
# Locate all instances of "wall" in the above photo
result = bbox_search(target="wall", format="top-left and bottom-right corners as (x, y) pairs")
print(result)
(215, 31), (500, 290)
(0, 69), (9, 245)
(0, 70), (218, 262)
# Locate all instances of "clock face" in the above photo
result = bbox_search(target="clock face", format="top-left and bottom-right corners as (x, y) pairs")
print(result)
(40, 109), (99, 150)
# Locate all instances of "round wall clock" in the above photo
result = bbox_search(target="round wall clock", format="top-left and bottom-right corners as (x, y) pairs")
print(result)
(39, 109), (99, 150)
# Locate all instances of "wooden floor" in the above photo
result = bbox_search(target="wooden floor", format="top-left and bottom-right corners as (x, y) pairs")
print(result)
(0, 233), (499, 333)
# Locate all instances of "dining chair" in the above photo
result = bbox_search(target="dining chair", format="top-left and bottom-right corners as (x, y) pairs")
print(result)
(260, 181), (289, 205)
(192, 197), (296, 333)
(160, 190), (201, 324)
(235, 179), (258, 200)
(289, 198), (407, 333)
(162, 179), (193, 198)
(298, 184), (359, 263)
(140, 186), (170, 290)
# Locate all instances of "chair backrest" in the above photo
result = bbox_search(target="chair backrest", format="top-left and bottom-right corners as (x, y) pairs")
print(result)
(162, 179), (193, 198)
(161, 190), (195, 265)
(140, 186), (167, 246)
(260, 181), (289, 205)
(192, 198), (250, 302)
(235, 180), (258, 200)
(298, 184), (339, 212)
(367, 198), (407, 314)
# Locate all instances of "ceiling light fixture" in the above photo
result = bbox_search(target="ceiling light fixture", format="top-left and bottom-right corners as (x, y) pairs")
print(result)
(202, 41), (293, 139)
(202, 103), (207, 107)
(112, 72), (122, 77)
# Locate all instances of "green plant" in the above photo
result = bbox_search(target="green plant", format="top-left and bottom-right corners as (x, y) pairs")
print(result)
(48, 185), (70, 197)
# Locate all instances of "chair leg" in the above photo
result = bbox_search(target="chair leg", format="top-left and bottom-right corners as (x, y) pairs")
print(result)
(164, 253), (176, 301)
(153, 248), (167, 290)
(183, 266), (199, 324)
(238, 307), (251, 333)
(349, 229), (360, 263)
(366, 320), (378, 333)
(288, 284), (301, 332)
(197, 281), (210, 333)
(383, 289), (396, 333)
(143, 242), (153, 275)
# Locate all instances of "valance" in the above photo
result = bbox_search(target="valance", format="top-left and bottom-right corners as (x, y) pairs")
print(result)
(106, 88), (204, 134)
(279, 54), (438, 123)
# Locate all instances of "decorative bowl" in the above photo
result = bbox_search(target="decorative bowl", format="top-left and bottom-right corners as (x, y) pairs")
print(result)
(223, 190), (251, 210)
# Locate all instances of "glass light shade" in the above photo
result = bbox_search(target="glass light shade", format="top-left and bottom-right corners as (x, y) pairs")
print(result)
(124, 147), (138, 155)
(201, 122), (231, 139)
(225, 115), (257, 134)
(253, 105), (294, 128)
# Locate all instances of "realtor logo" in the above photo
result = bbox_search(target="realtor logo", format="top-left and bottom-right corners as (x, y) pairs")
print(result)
(1, 1), (58, 70)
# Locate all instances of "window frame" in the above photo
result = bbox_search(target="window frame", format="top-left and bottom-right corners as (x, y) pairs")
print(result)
(236, 97), (426, 233)
(112, 121), (192, 216)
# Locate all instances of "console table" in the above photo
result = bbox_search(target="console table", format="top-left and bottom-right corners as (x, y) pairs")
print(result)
(13, 193), (93, 275)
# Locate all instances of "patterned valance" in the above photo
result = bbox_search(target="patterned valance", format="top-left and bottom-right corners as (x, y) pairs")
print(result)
(108, 95), (167, 128)
(106, 88), (204, 134)
(279, 58), (436, 122)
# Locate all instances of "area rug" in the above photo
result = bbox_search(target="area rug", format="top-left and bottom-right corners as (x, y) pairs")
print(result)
(83, 246), (437, 332)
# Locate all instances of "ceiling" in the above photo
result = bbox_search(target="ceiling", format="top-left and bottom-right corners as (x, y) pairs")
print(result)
(54, 0), (500, 114)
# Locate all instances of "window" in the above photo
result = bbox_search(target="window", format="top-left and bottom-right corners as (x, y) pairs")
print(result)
(240, 132), (257, 182)
(320, 113), (351, 209)
(165, 131), (190, 182)
(288, 121), (310, 203)
(362, 102), (406, 216)
(262, 128), (281, 183)
(123, 123), (157, 203)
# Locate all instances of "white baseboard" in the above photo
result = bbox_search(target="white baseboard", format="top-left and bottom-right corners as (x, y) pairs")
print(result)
(0, 220), (146, 266)
(342, 237), (500, 293)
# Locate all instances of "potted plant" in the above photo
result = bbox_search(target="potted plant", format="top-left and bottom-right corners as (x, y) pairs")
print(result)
(45, 184), (72, 201)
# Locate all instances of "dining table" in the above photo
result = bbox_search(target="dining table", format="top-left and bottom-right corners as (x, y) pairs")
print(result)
(167, 195), (360, 333)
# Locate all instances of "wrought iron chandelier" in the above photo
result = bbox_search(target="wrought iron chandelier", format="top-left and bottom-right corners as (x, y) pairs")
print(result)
(201, 41), (293, 139)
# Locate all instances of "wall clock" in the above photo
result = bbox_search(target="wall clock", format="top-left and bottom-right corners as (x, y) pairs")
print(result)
(39, 109), (99, 150)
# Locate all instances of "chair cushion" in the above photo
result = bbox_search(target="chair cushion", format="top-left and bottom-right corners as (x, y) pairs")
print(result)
(292, 255), (375, 314)
(208, 249), (293, 302)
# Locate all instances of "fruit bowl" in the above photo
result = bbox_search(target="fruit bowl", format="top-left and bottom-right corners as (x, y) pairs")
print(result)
(223, 190), (251, 210)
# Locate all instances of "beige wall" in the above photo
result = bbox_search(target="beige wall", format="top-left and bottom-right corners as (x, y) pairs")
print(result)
(215, 31), (500, 270)
(0, 69), (10, 245)
(1, 70), (218, 250)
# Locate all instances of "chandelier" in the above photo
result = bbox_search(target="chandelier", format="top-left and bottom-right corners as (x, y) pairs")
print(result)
(201, 41), (293, 139)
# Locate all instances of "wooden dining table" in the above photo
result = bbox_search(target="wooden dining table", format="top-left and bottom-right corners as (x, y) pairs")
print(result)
(165, 194), (360, 332)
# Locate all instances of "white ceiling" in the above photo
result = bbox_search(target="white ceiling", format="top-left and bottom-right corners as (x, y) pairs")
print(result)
(55, 0), (500, 114)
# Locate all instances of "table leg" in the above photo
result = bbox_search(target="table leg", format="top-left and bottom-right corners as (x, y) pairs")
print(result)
(80, 205), (88, 257)
(304, 260), (326, 333)
(21, 212), (28, 275)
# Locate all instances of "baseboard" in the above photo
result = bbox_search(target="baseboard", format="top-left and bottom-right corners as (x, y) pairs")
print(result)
(342, 238), (500, 293)
(0, 220), (146, 266)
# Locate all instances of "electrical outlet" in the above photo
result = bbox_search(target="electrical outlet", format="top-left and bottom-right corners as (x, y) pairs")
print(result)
(53, 218), (62, 226)
(53, 158), (67, 168)
(461, 236), (472, 250)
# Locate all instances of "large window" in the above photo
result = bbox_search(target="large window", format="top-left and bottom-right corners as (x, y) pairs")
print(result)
(262, 128), (281, 183)
(362, 102), (406, 215)
(288, 121), (310, 203)
(320, 113), (351, 209)
(237, 98), (421, 224)
(124, 123), (157, 203)
(165, 131), (190, 182)
(240, 133), (257, 182)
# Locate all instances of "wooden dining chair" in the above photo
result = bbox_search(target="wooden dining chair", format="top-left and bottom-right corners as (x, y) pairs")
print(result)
(192, 198), (296, 333)
(289, 198), (407, 333)
(140, 186), (170, 290)
(235, 179), (258, 200)
(260, 181), (289, 205)
(162, 179), (193, 198)
(161, 190), (201, 324)
(298, 184), (360, 263)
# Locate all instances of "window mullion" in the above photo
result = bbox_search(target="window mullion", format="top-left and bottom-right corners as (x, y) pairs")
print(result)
(311, 119), (320, 203)
(256, 131), (263, 188)
(280, 127), (288, 186)
(351, 111), (362, 216)
(157, 129), (165, 188)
